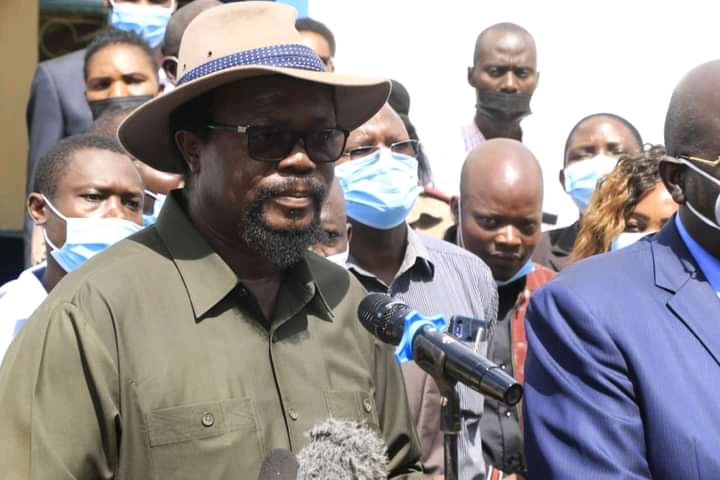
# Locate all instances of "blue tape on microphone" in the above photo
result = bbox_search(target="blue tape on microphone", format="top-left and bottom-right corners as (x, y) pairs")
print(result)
(394, 310), (448, 363)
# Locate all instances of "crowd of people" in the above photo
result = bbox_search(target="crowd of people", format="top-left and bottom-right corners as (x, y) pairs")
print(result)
(0, 1), (718, 479)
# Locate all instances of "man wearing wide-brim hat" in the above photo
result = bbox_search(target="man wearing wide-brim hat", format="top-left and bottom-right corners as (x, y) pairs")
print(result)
(0, 2), (424, 478)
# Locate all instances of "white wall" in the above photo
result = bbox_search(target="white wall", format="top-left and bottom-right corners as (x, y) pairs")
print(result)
(309, 0), (720, 228)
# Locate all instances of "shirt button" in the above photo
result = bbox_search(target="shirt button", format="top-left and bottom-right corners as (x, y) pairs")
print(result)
(201, 412), (215, 427)
(362, 398), (373, 413)
(504, 410), (512, 418)
(288, 408), (299, 421)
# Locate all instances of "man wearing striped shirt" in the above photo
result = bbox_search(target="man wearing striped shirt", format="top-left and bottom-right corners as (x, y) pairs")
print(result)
(336, 103), (498, 479)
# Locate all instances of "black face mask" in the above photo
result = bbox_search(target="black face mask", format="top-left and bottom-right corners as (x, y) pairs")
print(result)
(475, 90), (532, 124)
(88, 95), (154, 120)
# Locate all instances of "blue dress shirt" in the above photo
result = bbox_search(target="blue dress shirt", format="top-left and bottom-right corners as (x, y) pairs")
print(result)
(675, 214), (720, 295)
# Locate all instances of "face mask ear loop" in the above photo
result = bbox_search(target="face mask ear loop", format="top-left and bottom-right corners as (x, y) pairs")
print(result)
(40, 194), (68, 250)
(685, 201), (720, 232)
(40, 195), (68, 222)
(681, 159), (720, 231)
(456, 195), (465, 248)
(42, 226), (61, 252)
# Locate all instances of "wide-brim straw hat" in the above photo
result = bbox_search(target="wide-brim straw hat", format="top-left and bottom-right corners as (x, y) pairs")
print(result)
(118, 1), (390, 173)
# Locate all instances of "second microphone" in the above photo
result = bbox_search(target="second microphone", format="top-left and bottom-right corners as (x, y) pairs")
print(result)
(357, 293), (523, 406)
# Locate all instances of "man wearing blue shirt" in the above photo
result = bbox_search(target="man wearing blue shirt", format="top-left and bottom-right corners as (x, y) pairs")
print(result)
(523, 60), (720, 479)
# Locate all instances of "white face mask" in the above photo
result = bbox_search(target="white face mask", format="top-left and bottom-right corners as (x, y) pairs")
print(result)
(326, 249), (349, 267)
(610, 231), (655, 252)
(681, 158), (720, 231)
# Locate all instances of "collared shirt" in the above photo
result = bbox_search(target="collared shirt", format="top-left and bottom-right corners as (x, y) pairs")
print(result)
(0, 192), (423, 479)
(675, 214), (720, 295)
(463, 119), (486, 153)
(481, 278), (526, 475)
(428, 120), (486, 195)
(0, 262), (47, 362)
(349, 227), (499, 480)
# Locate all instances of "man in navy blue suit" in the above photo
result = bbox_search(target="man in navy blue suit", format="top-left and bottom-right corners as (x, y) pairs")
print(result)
(523, 60), (720, 479)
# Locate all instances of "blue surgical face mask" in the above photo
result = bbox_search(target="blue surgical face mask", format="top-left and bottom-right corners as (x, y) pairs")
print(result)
(496, 259), (534, 287)
(336, 148), (421, 230)
(109, 0), (174, 48)
(563, 154), (619, 212)
(610, 231), (654, 252)
(42, 196), (143, 273)
(681, 158), (720, 231)
(142, 191), (166, 226)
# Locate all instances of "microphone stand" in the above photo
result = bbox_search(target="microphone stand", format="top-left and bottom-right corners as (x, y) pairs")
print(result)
(439, 383), (460, 480)
(414, 333), (459, 480)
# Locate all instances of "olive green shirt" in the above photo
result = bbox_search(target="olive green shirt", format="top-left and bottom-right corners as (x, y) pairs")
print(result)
(0, 193), (423, 479)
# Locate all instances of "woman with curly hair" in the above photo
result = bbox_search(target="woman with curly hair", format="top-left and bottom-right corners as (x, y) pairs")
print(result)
(571, 145), (678, 262)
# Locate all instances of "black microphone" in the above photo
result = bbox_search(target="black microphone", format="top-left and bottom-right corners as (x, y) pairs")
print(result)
(257, 448), (299, 480)
(357, 293), (523, 406)
(296, 418), (388, 480)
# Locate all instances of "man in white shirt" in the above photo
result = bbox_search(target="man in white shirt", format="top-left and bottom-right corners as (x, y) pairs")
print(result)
(0, 134), (144, 360)
(434, 22), (539, 196)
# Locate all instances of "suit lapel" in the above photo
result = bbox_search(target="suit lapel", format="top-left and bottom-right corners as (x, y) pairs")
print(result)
(653, 220), (720, 367)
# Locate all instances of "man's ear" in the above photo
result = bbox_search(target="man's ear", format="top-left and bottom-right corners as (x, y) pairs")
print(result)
(175, 130), (204, 175)
(162, 56), (178, 86)
(101, 0), (111, 7)
(450, 195), (459, 223)
(659, 161), (686, 204)
(467, 66), (476, 88)
(345, 221), (352, 245)
(558, 168), (565, 190)
(27, 193), (48, 225)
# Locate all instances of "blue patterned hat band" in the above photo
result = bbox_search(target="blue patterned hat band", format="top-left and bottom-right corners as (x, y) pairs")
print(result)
(177, 43), (325, 86)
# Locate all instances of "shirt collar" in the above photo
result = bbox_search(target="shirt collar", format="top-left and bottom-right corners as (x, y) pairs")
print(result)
(675, 214), (720, 294)
(347, 225), (434, 286)
(154, 191), (333, 321)
(154, 192), (240, 319)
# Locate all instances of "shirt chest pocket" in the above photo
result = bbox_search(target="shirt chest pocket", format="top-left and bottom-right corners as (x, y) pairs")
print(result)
(146, 397), (261, 480)
(324, 390), (380, 430)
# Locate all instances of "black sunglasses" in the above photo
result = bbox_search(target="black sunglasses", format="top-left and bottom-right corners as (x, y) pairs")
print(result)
(206, 124), (349, 164)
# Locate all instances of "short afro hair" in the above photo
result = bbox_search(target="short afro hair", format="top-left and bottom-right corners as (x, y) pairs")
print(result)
(32, 134), (129, 199)
(84, 27), (159, 81)
(563, 113), (643, 165)
(295, 17), (336, 57)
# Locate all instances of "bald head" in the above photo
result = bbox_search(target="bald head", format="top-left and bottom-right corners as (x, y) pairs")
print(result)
(348, 103), (409, 145)
(660, 60), (720, 259)
(459, 139), (543, 282)
(462, 138), (543, 200)
(473, 23), (536, 66)
(665, 60), (720, 157)
(468, 22), (539, 109)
